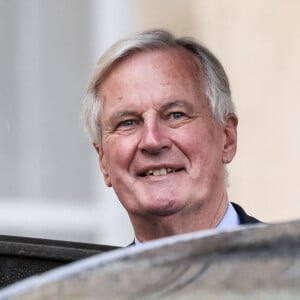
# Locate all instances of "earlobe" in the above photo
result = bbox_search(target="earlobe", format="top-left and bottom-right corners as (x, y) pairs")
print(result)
(93, 143), (112, 187)
(222, 114), (238, 164)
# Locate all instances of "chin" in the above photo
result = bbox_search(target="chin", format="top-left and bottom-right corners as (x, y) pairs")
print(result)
(148, 209), (179, 217)
(143, 198), (182, 217)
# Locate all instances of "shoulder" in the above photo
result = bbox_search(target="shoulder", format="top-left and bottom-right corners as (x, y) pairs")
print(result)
(231, 202), (261, 224)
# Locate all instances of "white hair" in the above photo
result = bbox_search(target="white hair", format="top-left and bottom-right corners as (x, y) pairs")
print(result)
(82, 29), (235, 147)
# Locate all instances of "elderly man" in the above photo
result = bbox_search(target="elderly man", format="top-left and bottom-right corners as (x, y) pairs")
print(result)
(82, 29), (259, 244)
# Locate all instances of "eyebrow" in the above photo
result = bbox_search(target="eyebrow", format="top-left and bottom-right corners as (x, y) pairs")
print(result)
(108, 110), (140, 125)
(107, 100), (193, 125)
(159, 100), (193, 112)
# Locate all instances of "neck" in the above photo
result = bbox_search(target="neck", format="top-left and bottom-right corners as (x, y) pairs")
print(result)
(131, 193), (228, 243)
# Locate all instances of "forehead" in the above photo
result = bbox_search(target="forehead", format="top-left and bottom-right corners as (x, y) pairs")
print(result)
(98, 48), (207, 116)
(100, 47), (204, 91)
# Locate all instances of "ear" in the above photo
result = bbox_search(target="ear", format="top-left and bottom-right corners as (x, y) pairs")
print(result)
(222, 114), (238, 164)
(93, 143), (112, 187)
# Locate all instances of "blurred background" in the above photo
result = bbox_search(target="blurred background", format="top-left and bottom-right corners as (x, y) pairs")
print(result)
(0, 0), (300, 247)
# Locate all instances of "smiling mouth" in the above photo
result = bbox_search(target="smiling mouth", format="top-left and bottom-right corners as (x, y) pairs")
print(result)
(139, 167), (184, 177)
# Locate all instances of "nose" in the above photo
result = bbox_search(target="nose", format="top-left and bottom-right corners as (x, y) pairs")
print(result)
(138, 119), (171, 154)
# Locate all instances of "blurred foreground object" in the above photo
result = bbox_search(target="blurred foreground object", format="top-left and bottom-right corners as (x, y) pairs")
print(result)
(0, 235), (118, 288)
(1, 221), (300, 299)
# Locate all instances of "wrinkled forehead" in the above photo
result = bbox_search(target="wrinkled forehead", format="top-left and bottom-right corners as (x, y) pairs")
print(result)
(96, 47), (206, 96)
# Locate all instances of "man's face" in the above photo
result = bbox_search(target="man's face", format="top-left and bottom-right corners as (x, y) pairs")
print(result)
(97, 48), (237, 220)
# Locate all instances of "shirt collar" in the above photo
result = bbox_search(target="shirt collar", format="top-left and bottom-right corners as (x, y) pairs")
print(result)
(134, 202), (240, 245)
(216, 202), (240, 230)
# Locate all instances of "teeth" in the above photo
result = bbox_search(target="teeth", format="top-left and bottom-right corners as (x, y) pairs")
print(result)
(153, 169), (161, 176)
(146, 168), (175, 176)
(159, 168), (167, 175)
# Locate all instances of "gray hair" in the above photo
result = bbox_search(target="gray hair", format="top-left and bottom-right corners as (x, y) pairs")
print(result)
(82, 29), (235, 147)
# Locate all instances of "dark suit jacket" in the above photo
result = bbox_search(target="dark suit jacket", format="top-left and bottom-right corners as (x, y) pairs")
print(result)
(231, 202), (261, 224)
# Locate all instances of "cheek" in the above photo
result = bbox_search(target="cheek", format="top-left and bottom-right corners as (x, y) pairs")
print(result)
(178, 124), (223, 173)
(103, 141), (120, 169)
(102, 137), (136, 174)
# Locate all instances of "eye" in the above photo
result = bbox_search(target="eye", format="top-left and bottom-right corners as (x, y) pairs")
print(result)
(170, 112), (185, 120)
(117, 119), (137, 128)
